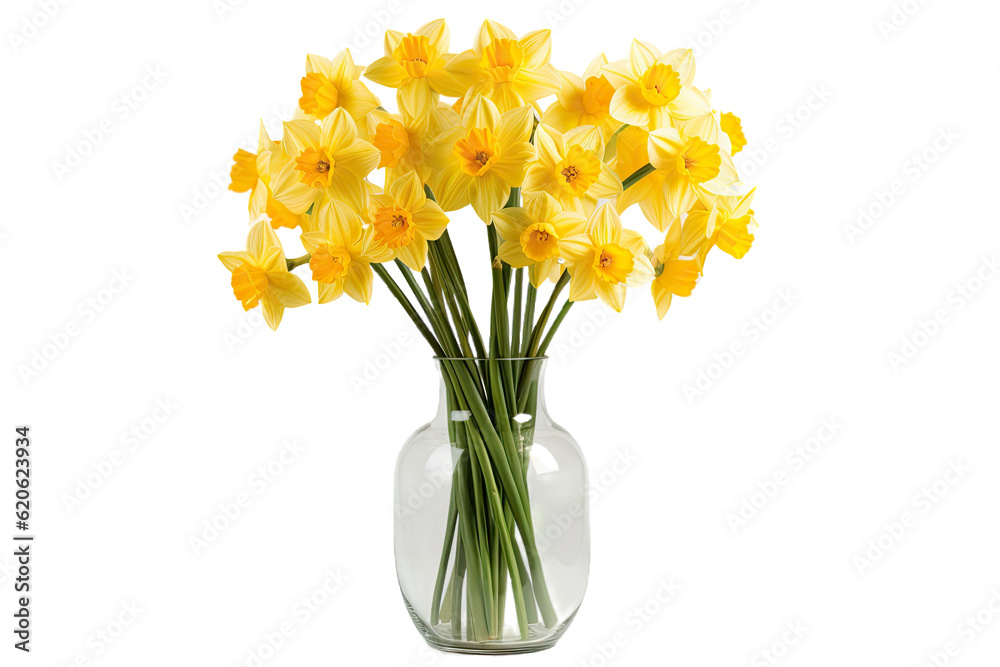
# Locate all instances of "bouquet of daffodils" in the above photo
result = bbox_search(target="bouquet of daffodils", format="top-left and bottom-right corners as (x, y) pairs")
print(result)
(220, 19), (757, 643)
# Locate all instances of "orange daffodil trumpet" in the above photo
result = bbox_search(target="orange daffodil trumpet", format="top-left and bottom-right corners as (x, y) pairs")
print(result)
(221, 18), (760, 330)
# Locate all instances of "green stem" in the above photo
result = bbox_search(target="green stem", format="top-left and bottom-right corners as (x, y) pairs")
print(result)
(285, 253), (311, 270)
(372, 263), (443, 357)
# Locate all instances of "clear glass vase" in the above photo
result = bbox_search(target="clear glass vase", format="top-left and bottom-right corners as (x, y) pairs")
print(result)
(394, 357), (589, 654)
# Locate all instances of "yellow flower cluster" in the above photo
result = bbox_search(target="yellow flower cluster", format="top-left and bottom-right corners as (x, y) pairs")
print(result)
(220, 19), (758, 329)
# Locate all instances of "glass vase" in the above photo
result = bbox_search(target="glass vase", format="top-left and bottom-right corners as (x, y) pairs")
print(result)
(394, 357), (589, 654)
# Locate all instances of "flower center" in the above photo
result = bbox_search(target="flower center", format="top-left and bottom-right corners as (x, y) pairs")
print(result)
(454, 127), (499, 176)
(480, 38), (523, 83)
(593, 243), (634, 284)
(231, 262), (268, 310)
(556, 145), (602, 196)
(639, 63), (681, 106)
(581, 75), (615, 116)
(309, 244), (352, 283)
(394, 34), (432, 78)
(675, 137), (721, 183)
(520, 222), (560, 261)
(373, 206), (417, 249)
(294, 148), (334, 187)
(299, 72), (340, 119)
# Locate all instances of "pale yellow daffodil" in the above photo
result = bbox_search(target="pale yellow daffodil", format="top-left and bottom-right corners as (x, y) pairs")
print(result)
(491, 192), (589, 288)
(560, 203), (654, 312)
(426, 95), (535, 223)
(647, 125), (740, 219)
(541, 54), (620, 141)
(650, 220), (702, 319)
(369, 172), (450, 271)
(271, 109), (380, 215)
(524, 124), (622, 215)
(298, 50), (380, 122)
(364, 19), (466, 131)
(299, 200), (393, 305)
(613, 124), (739, 231)
(218, 220), (311, 330)
(603, 40), (706, 130)
(445, 20), (560, 113)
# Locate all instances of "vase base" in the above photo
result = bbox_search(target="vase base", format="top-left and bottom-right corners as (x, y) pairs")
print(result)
(423, 634), (559, 655)
(406, 599), (576, 655)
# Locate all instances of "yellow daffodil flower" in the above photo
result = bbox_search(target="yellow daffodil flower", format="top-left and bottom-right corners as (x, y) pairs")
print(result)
(603, 40), (704, 130)
(369, 172), (450, 271)
(299, 200), (393, 305)
(271, 108), (380, 215)
(491, 192), (589, 288)
(229, 122), (310, 231)
(426, 95), (535, 223)
(218, 220), (311, 330)
(647, 125), (739, 221)
(687, 189), (757, 261)
(445, 20), (560, 113)
(364, 19), (466, 131)
(298, 50), (380, 122)
(524, 124), (622, 215)
(650, 220), (702, 319)
(367, 105), (460, 187)
(720, 112), (747, 155)
(560, 203), (654, 312)
(541, 54), (620, 141)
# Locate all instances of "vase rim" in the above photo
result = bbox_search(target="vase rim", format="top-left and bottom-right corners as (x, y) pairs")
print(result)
(434, 356), (549, 362)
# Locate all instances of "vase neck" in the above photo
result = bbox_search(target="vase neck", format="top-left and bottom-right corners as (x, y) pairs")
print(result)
(432, 358), (549, 426)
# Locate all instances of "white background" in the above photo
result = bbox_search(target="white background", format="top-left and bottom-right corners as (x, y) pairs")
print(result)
(3, 0), (1000, 665)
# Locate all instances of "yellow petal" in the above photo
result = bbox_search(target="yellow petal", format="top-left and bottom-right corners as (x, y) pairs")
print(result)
(491, 141), (534, 187)
(268, 272), (312, 307)
(595, 280), (626, 312)
(343, 262), (374, 304)
(395, 238), (428, 271)
(652, 280), (673, 320)
(469, 173), (509, 223)
(629, 39), (661, 74)
(491, 207), (532, 241)
(497, 105), (535, 149)
(337, 80), (380, 121)
(431, 163), (471, 212)
(398, 78), (435, 122)
(282, 120), (320, 156)
(609, 84), (652, 127)
(412, 201), (449, 240)
(260, 296), (284, 330)
(498, 240), (531, 268)
(647, 127), (684, 170)
(218, 251), (253, 272)
(587, 203), (622, 246)
(364, 55), (408, 88)
(568, 265), (597, 302)
(317, 281), (344, 304)
(518, 29), (552, 70)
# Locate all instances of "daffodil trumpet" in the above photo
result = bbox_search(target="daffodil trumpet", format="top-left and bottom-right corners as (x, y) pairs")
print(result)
(219, 20), (760, 649)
